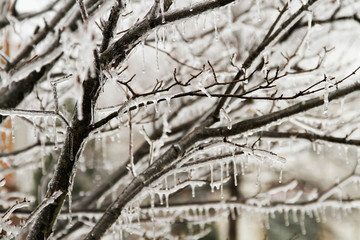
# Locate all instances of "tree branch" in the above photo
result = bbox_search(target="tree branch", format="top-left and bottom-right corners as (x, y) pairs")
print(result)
(0, 53), (63, 124)
(255, 131), (360, 146)
(85, 81), (360, 239)
(4, 0), (76, 72)
(100, 0), (236, 66)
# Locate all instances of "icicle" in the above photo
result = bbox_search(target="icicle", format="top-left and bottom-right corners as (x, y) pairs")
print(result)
(300, 210), (306, 235)
(203, 13), (207, 31)
(10, 115), (15, 144)
(153, 100), (158, 113)
(173, 172), (177, 186)
(155, 28), (159, 71)
(235, 206), (241, 216)
(52, 117), (58, 150)
(279, 166), (283, 184)
(181, 21), (185, 35)
(195, 15), (199, 37)
(191, 183), (196, 197)
(284, 208), (290, 226)
(220, 162), (224, 199)
(141, 39), (146, 73)
(312, 141), (317, 152)
(164, 176), (168, 191)
(256, 0), (261, 21)
(306, 11), (312, 51)
(227, 5), (232, 26)
(150, 192), (155, 222)
(230, 206), (236, 220)
(220, 108), (232, 129)
(264, 213), (270, 229)
(198, 84), (212, 99)
(344, 146), (349, 165)
(261, 51), (269, 74)
(266, 140), (271, 151)
(213, 11), (219, 41)
(210, 163), (214, 192)
(162, 26), (166, 49)
(129, 112), (136, 176)
(158, 192), (163, 205)
(164, 177), (169, 210)
(164, 193), (169, 209)
(323, 76), (330, 115)
(255, 161), (261, 187)
(102, 136), (107, 162)
(314, 209), (321, 223)
(40, 134), (47, 175)
(119, 223), (123, 240)
(241, 156), (245, 176)
(188, 169), (193, 179)
(293, 209), (298, 223)
(77, 91), (84, 121)
(233, 155), (238, 186)
(172, 24), (176, 41)
(165, 97), (171, 111)
(160, 0), (165, 23)
(51, 82), (59, 114)
(226, 160), (229, 176)
(340, 98), (344, 115)
(44, 116), (50, 140)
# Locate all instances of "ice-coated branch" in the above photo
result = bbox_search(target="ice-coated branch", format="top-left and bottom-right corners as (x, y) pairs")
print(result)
(0, 1), (57, 30)
(99, 0), (124, 53)
(25, 0), (133, 237)
(256, 131), (360, 146)
(136, 199), (360, 225)
(26, 61), (101, 238)
(76, 0), (88, 22)
(318, 175), (360, 202)
(0, 53), (63, 124)
(100, 0), (236, 66)
(17, 191), (63, 239)
(74, 115), (198, 209)
(212, 0), (318, 118)
(4, 0), (75, 72)
(0, 141), (56, 158)
(4, 1), (358, 239)
(85, 80), (360, 239)
(203, 82), (360, 138)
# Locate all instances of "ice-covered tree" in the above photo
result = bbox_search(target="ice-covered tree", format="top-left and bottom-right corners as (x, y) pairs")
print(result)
(0, 0), (360, 239)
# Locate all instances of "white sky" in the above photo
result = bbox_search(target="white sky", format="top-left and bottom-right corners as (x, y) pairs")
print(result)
(15, 0), (51, 12)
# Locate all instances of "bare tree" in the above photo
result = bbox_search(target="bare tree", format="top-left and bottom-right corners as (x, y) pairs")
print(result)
(0, 0), (360, 239)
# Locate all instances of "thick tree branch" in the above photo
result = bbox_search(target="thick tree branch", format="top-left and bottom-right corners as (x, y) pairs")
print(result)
(99, 0), (124, 53)
(26, 62), (101, 239)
